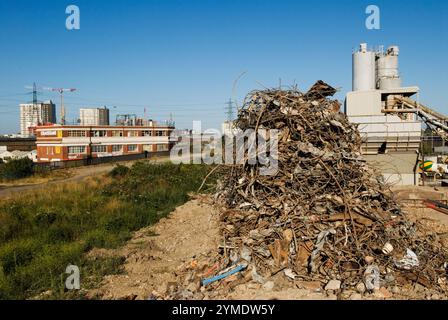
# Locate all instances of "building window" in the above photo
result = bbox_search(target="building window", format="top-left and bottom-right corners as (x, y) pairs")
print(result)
(68, 146), (86, 154)
(127, 144), (138, 152)
(92, 145), (107, 153)
(128, 131), (140, 137)
(111, 130), (124, 137)
(143, 144), (153, 152)
(92, 130), (107, 137)
(68, 130), (87, 137)
(156, 130), (165, 137)
(143, 130), (152, 136)
(112, 145), (122, 152)
(156, 144), (169, 151)
(46, 146), (54, 155)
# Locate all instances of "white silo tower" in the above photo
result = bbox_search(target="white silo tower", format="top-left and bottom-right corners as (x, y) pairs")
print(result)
(352, 43), (376, 91)
(376, 45), (401, 90)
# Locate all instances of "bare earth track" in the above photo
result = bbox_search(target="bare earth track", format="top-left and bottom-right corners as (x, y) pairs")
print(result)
(0, 157), (169, 198)
(0, 165), (113, 198)
(87, 197), (220, 300)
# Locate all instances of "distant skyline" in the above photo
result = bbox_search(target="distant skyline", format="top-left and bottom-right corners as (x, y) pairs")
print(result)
(0, 0), (447, 134)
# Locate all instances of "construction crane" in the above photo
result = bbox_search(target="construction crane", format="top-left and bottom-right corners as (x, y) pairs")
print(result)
(44, 87), (77, 125)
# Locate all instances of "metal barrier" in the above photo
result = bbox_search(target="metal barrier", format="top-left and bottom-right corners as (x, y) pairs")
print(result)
(33, 151), (170, 171)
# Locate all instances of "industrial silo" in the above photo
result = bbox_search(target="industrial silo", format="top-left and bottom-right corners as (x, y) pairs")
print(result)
(377, 46), (402, 90)
(352, 43), (376, 91)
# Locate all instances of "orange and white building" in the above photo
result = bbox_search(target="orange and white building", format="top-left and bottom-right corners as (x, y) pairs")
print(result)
(35, 124), (176, 162)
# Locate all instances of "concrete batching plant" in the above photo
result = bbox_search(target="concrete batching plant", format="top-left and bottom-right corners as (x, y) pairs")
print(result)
(347, 43), (448, 186)
(346, 43), (422, 185)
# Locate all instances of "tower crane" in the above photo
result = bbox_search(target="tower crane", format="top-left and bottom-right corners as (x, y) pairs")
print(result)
(44, 87), (77, 125)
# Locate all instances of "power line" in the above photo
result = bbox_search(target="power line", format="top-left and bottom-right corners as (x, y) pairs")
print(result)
(0, 98), (228, 110)
(0, 93), (27, 98)
(0, 94), (229, 109)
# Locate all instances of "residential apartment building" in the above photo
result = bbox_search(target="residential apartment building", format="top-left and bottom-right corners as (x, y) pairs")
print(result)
(79, 107), (110, 126)
(35, 124), (176, 162)
(19, 100), (56, 137)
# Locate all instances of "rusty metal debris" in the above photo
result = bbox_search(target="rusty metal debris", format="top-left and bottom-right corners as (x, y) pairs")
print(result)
(425, 199), (448, 216)
(216, 81), (448, 288)
(169, 81), (448, 299)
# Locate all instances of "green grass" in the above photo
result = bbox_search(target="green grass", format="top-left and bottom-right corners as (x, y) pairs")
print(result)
(0, 162), (217, 299)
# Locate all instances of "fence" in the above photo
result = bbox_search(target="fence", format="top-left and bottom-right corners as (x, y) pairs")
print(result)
(33, 151), (170, 171)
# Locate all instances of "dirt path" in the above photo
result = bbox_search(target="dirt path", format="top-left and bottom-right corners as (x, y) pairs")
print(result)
(0, 165), (115, 198)
(0, 157), (169, 198)
(87, 197), (221, 300)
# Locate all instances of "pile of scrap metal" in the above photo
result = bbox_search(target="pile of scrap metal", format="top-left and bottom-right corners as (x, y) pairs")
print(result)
(167, 81), (448, 299)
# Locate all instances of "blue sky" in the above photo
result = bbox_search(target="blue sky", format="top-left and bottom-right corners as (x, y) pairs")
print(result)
(0, 0), (447, 133)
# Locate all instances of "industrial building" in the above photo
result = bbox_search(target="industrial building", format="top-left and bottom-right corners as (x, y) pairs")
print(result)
(0, 137), (36, 151)
(0, 149), (37, 162)
(115, 114), (161, 127)
(345, 43), (447, 185)
(19, 100), (56, 137)
(35, 124), (176, 162)
(79, 107), (110, 126)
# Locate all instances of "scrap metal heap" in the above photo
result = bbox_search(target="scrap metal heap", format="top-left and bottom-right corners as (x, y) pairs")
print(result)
(170, 81), (448, 299)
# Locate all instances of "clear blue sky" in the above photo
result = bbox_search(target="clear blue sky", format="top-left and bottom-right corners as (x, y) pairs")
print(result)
(0, 0), (447, 134)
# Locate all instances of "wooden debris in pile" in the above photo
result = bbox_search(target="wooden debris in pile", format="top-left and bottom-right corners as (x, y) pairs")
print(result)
(215, 81), (447, 291)
(166, 81), (448, 299)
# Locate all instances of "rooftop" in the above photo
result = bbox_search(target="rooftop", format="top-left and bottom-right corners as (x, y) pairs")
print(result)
(34, 124), (175, 130)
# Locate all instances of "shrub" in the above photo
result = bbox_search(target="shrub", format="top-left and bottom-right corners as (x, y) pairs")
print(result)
(108, 164), (130, 177)
(0, 158), (34, 181)
(0, 239), (40, 275)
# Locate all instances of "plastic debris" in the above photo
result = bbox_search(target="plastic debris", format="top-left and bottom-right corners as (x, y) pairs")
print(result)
(382, 242), (394, 255)
(240, 246), (252, 262)
(283, 268), (297, 280)
(251, 265), (265, 284)
(364, 265), (380, 291)
(394, 249), (420, 270)
(201, 263), (247, 286)
(309, 228), (336, 273)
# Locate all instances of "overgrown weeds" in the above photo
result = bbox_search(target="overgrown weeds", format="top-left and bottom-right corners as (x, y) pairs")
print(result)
(0, 162), (217, 299)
